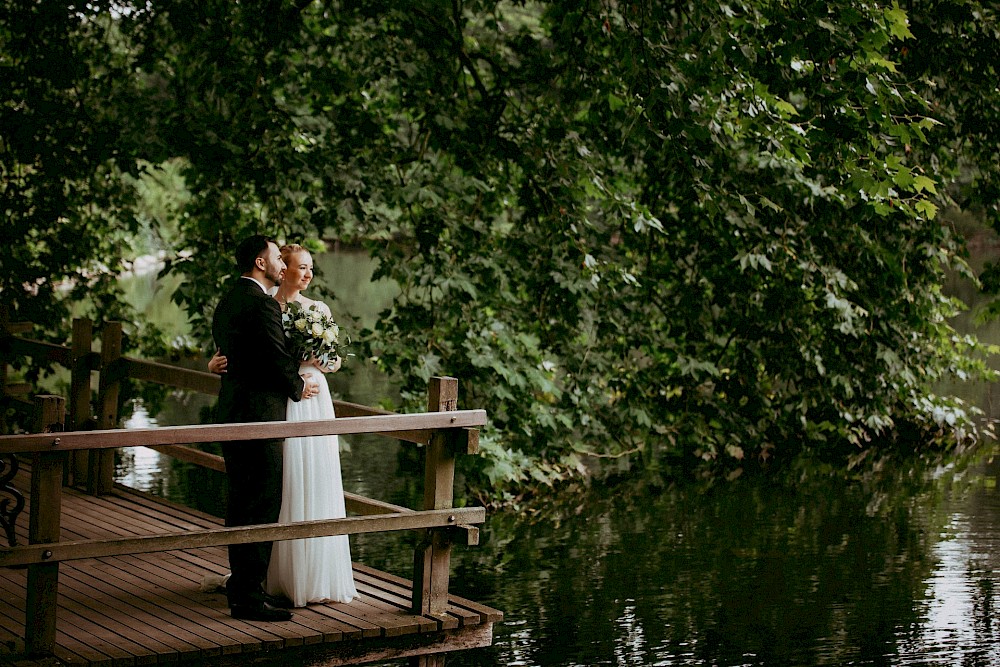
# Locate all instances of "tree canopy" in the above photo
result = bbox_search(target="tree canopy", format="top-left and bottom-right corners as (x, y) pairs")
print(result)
(3, 0), (999, 497)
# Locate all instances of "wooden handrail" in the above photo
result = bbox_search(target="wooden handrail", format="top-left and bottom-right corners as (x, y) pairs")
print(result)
(5, 336), (87, 368)
(344, 491), (411, 515)
(122, 363), (480, 449)
(123, 357), (220, 394)
(0, 507), (485, 567)
(0, 410), (487, 454)
(146, 443), (226, 471)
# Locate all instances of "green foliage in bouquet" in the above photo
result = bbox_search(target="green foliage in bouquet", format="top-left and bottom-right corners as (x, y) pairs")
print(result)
(281, 301), (346, 369)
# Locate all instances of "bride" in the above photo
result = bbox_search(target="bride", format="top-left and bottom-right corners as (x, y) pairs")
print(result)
(209, 243), (357, 607)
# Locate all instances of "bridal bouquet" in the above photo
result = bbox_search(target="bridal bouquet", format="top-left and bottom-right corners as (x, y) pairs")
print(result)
(281, 301), (347, 368)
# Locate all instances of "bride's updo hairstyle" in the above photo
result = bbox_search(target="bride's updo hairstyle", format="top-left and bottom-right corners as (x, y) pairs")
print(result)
(279, 243), (309, 264)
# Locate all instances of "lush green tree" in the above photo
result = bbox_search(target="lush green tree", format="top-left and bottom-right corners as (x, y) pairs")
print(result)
(325, 1), (1000, 491)
(897, 2), (1000, 308)
(2, 3), (141, 339)
(3, 1), (999, 498)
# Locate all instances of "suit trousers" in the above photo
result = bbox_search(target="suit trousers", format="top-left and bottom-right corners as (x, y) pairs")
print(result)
(221, 437), (284, 605)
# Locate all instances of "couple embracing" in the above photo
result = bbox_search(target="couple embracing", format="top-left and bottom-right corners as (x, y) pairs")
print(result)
(211, 235), (357, 622)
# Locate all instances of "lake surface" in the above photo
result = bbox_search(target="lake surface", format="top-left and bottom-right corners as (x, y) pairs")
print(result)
(117, 251), (1000, 667)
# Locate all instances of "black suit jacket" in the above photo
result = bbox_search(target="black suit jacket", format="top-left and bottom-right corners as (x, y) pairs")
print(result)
(212, 278), (304, 425)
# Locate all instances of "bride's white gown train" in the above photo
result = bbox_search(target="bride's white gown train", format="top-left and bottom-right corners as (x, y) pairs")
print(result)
(266, 362), (357, 606)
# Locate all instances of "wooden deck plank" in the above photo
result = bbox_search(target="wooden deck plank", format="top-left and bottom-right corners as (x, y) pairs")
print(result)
(353, 563), (493, 624)
(0, 625), (100, 666)
(351, 569), (467, 630)
(179, 548), (387, 642)
(165, 547), (230, 579)
(352, 580), (443, 633)
(0, 575), (135, 667)
(86, 490), (209, 534)
(131, 549), (373, 649)
(76, 493), (427, 640)
(0, 596), (26, 643)
(0, 615), (23, 650)
(298, 600), (381, 639)
(4, 558), (247, 660)
(353, 586), (438, 634)
(320, 595), (420, 638)
(108, 483), (224, 527)
(102, 555), (382, 645)
(112, 553), (293, 649)
(50, 587), (177, 665)
(48, 612), (141, 667)
(58, 566), (225, 657)
(61, 498), (185, 539)
(267, 608), (343, 644)
(85, 556), (265, 653)
(0, 585), (98, 666)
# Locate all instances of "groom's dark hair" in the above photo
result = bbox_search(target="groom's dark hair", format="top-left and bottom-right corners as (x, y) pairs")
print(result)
(235, 234), (276, 273)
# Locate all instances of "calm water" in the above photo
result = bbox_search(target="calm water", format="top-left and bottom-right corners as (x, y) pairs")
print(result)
(117, 251), (1000, 667)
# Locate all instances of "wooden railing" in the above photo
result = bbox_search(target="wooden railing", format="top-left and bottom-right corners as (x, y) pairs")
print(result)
(0, 319), (488, 657)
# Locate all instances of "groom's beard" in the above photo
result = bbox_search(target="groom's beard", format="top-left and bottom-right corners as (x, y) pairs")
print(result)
(265, 268), (283, 286)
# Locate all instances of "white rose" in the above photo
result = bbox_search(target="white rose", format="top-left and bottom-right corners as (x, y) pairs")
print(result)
(311, 322), (324, 337)
(322, 328), (337, 344)
(295, 318), (308, 331)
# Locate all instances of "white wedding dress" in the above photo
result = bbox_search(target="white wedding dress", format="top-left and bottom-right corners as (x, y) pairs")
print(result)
(265, 357), (358, 606)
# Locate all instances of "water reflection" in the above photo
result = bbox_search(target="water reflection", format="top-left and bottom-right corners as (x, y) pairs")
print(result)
(901, 453), (1000, 667)
(119, 406), (162, 488)
(441, 446), (999, 667)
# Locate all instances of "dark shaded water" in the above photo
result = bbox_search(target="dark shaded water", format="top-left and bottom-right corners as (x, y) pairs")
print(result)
(448, 451), (999, 667)
(117, 252), (1000, 666)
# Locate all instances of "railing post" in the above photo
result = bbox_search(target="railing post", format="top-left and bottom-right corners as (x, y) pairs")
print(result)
(412, 376), (458, 619)
(69, 318), (93, 487)
(90, 321), (121, 495)
(25, 395), (65, 656)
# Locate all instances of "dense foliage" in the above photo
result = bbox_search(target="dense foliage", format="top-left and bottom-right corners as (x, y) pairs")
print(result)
(3, 1), (999, 497)
(2, 3), (143, 337)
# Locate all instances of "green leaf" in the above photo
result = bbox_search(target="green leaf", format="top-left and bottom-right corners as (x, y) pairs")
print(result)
(915, 199), (938, 220)
(885, 5), (914, 40)
(912, 175), (937, 194)
(774, 99), (797, 117)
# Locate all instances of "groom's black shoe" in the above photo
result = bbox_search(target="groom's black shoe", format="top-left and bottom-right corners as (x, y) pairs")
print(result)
(262, 592), (294, 609)
(230, 601), (293, 622)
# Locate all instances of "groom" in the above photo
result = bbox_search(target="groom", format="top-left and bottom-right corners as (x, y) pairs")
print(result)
(212, 234), (319, 622)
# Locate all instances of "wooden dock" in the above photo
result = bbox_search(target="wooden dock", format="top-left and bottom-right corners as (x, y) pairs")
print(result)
(0, 462), (502, 666)
(2, 323), (500, 666)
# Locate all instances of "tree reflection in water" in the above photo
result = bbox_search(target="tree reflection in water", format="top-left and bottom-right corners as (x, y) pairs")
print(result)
(438, 444), (999, 667)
